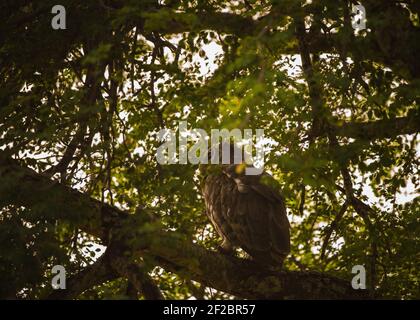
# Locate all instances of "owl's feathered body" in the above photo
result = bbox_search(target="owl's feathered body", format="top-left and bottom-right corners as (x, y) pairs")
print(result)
(201, 149), (291, 267)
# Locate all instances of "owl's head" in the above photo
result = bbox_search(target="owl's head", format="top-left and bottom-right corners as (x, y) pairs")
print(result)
(200, 142), (258, 178)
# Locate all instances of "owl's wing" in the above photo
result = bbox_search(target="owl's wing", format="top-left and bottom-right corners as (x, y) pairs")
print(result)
(203, 169), (290, 266)
(202, 175), (238, 246)
(227, 171), (291, 265)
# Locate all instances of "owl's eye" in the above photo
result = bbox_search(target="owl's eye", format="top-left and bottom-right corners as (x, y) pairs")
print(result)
(235, 163), (246, 175)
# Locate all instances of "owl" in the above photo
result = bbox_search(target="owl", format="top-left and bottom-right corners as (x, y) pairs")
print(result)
(200, 143), (290, 268)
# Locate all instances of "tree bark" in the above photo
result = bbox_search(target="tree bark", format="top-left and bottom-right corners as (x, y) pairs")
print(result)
(0, 157), (368, 299)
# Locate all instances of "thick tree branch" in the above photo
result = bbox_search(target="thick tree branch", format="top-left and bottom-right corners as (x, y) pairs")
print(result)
(0, 158), (368, 299)
(0, 156), (127, 241)
(47, 254), (117, 300)
(5, 2), (420, 90)
(107, 243), (165, 300)
(328, 115), (420, 140)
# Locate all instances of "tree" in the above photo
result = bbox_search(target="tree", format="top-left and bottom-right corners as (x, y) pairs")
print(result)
(0, 0), (418, 299)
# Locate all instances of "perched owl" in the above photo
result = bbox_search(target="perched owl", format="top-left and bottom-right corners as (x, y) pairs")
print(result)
(200, 143), (290, 268)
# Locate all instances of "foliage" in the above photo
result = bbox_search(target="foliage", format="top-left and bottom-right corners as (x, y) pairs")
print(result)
(0, 0), (418, 299)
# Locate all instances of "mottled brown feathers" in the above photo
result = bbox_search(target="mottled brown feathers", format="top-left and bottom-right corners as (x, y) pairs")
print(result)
(202, 165), (290, 267)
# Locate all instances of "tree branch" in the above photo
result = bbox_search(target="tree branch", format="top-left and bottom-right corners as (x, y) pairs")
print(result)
(142, 9), (259, 37)
(320, 201), (349, 260)
(107, 243), (165, 300)
(46, 254), (117, 300)
(328, 115), (420, 140)
(0, 157), (368, 299)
